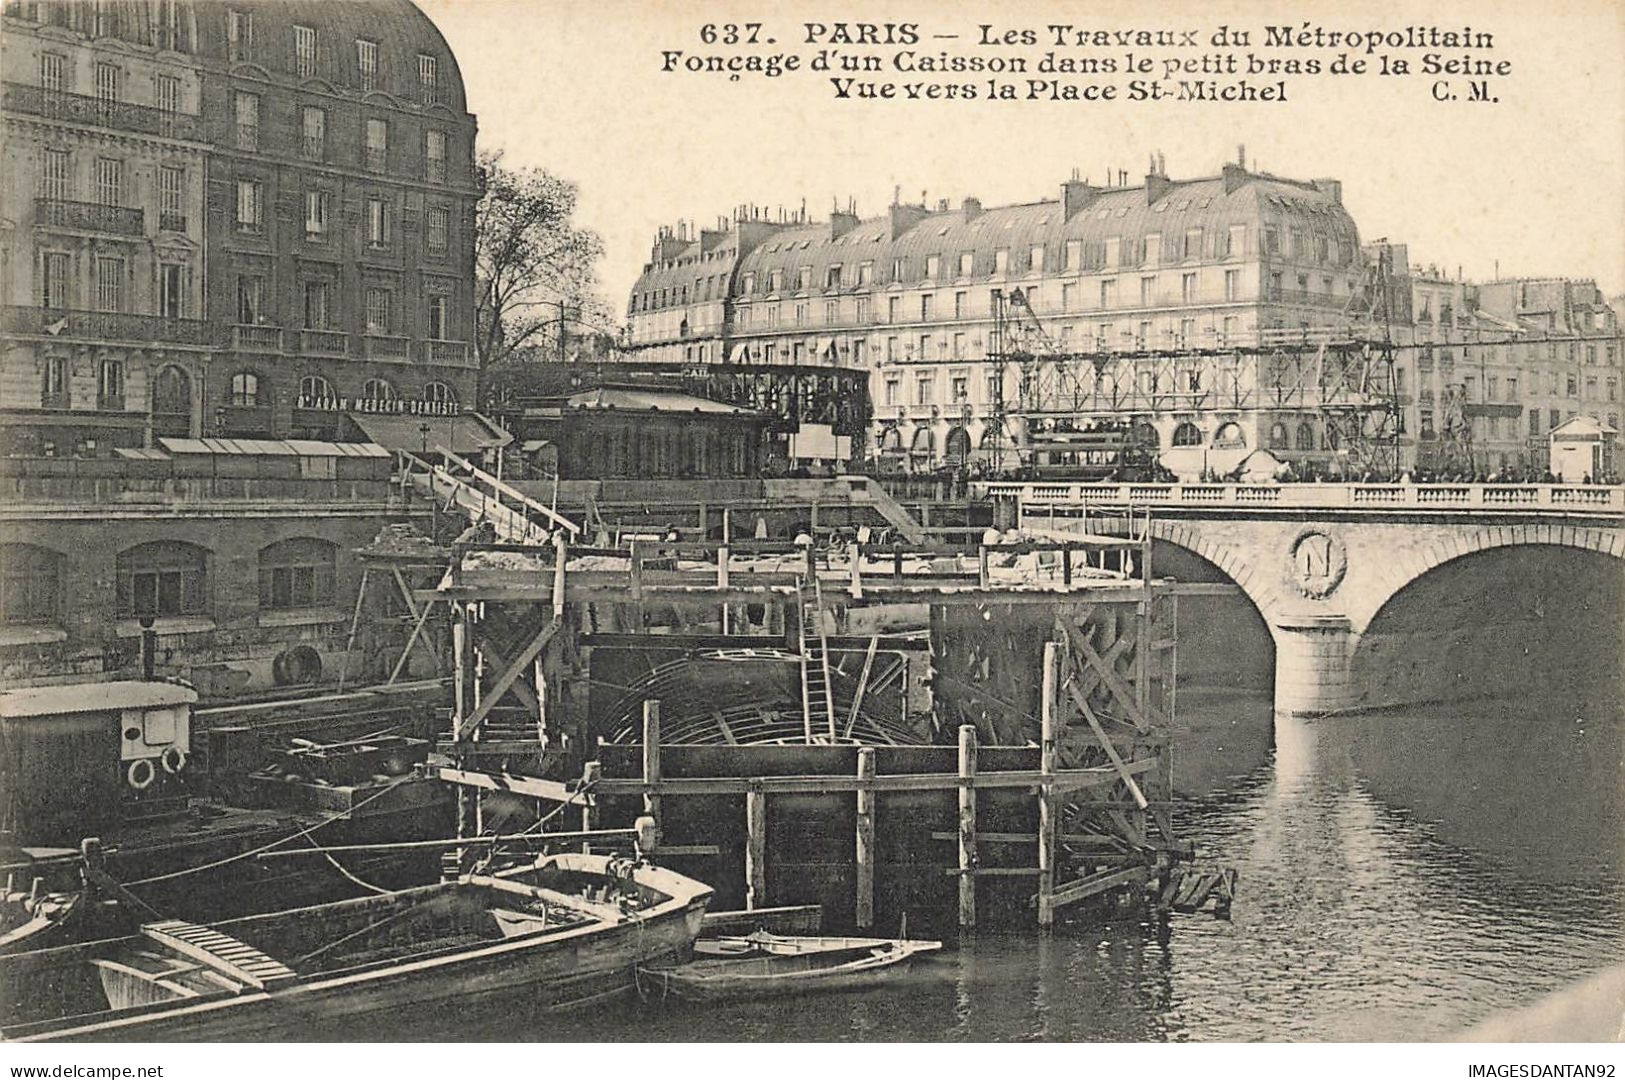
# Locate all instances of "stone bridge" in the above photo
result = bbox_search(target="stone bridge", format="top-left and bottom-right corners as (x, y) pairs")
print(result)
(980, 482), (1625, 716)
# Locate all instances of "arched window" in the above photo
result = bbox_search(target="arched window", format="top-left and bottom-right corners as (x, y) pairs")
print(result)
(1268, 422), (1289, 450)
(116, 540), (209, 618)
(1295, 421), (1316, 451)
(909, 426), (934, 455)
(0, 544), (62, 626)
(258, 538), (337, 610)
(944, 426), (972, 465)
(1325, 425), (1342, 450)
(152, 365), (191, 437)
(1172, 421), (1203, 447)
(362, 377), (395, 401)
(298, 375), (335, 406)
(1133, 421), (1159, 449)
(1214, 421), (1245, 448)
(423, 381), (457, 405)
(879, 425), (902, 452)
(230, 371), (262, 407)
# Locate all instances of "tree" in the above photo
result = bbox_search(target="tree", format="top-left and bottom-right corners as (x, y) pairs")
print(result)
(473, 151), (611, 381)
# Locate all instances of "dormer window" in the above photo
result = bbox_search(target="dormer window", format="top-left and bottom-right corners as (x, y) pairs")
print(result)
(356, 38), (379, 91)
(293, 25), (317, 77)
(417, 54), (438, 105)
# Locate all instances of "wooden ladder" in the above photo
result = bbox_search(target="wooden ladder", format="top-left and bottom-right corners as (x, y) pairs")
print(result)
(143, 919), (300, 990)
(797, 576), (837, 743)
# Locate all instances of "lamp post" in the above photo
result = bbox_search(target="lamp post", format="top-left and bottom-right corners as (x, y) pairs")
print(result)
(419, 421), (431, 459)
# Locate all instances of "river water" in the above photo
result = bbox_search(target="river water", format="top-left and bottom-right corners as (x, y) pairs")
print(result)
(430, 688), (1622, 1042)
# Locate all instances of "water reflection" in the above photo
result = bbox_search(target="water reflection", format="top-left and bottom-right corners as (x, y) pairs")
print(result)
(414, 689), (1621, 1042)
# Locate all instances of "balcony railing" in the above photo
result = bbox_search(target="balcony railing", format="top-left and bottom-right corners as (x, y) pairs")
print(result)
(977, 480), (1625, 514)
(3, 82), (200, 140)
(233, 324), (283, 352)
(423, 340), (472, 366)
(3, 306), (212, 345)
(300, 329), (348, 356)
(158, 210), (186, 233)
(363, 333), (411, 361)
(35, 198), (143, 236)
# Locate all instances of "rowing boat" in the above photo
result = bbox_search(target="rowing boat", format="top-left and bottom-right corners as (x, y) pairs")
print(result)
(638, 936), (940, 1003)
(1, 852), (711, 1042)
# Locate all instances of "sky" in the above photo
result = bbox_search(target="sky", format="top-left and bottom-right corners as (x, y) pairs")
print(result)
(419, 0), (1625, 315)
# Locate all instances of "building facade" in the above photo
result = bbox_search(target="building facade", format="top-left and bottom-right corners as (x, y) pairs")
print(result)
(1, 0), (212, 454)
(196, 0), (479, 440)
(0, 0), (481, 454)
(630, 158), (1374, 471)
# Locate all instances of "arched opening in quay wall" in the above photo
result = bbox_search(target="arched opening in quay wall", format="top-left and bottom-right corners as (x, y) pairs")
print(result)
(1350, 544), (1623, 716)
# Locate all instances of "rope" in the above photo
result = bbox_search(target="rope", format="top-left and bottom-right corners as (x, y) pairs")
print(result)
(125, 775), (415, 887)
(469, 775), (600, 875)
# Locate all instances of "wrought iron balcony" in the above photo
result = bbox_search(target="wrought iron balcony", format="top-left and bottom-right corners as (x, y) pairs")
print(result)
(2, 306), (213, 345)
(233, 325), (283, 352)
(35, 198), (143, 236)
(300, 329), (348, 356)
(3, 82), (200, 140)
(422, 340), (472, 367)
(363, 333), (411, 361)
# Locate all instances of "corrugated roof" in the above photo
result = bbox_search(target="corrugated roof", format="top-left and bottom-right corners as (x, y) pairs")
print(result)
(2, 680), (197, 719)
(349, 412), (512, 454)
(565, 387), (760, 415)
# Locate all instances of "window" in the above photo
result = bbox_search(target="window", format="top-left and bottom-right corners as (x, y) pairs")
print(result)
(235, 178), (262, 232)
(1062, 240), (1081, 272)
(428, 295), (449, 340)
(94, 62), (119, 104)
(915, 372), (935, 405)
(793, 302), (807, 326)
(304, 189), (328, 238)
(301, 106), (325, 160)
(885, 336), (897, 361)
(42, 149), (70, 200)
(1268, 422), (1289, 449)
(1099, 279), (1116, 308)
(887, 296), (900, 323)
(857, 261), (874, 285)
(1566, 373), (1578, 397)
(366, 198), (391, 248)
(94, 157), (122, 206)
(356, 38), (378, 90)
(1138, 277), (1154, 306)
(258, 538), (336, 611)
(158, 263), (185, 318)
(234, 91), (259, 151)
(1487, 375), (1498, 401)
(293, 25), (316, 77)
(40, 53), (66, 93)
(230, 371), (262, 408)
(1029, 244), (1045, 272)
(954, 291), (967, 318)
(951, 373), (969, 401)
(1585, 376), (1598, 400)
(1268, 271), (1283, 300)
(40, 250), (69, 310)
(1506, 375), (1517, 400)
(423, 381), (457, 405)
(854, 297), (871, 324)
(1264, 226), (1279, 254)
(1224, 269), (1239, 302)
(96, 357), (125, 408)
(362, 377), (395, 401)
(924, 255), (940, 280)
(1, 546), (62, 626)
(425, 130), (447, 183)
(365, 287), (392, 333)
(953, 333), (966, 360)
(298, 375), (334, 406)
(417, 53), (438, 104)
(227, 9), (253, 61)
(236, 275), (263, 324)
(920, 294), (933, 320)
(426, 207), (449, 255)
(1609, 378), (1618, 403)
(1295, 421), (1316, 451)
(41, 355), (68, 408)
(159, 166), (184, 230)
(118, 541), (208, 618)
(303, 280), (330, 329)
(918, 334), (931, 360)
(1227, 225), (1246, 257)
(365, 119), (387, 170)
(1528, 410), (1541, 437)
(824, 300), (838, 324)
(93, 256), (123, 312)
(883, 376), (899, 406)
(156, 74), (180, 118)
(1173, 422), (1203, 446)
(1184, 228), (1203, 260)
(994, 249), (1009, 274)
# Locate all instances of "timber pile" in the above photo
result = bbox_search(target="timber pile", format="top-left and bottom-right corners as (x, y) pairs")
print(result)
(1159, 867), (1238, 918)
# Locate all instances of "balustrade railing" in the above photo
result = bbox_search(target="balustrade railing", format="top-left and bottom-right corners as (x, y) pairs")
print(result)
(4, 82), (200, 139)
(364, 334), (411, 361)
(422, 340), (472, 366)
(977, 480), (1625, 513)
(3, 306), (211, 345)
(35, 197), (143, 236)
(300, 329), (348, 356)
(233, 325), (283, 351)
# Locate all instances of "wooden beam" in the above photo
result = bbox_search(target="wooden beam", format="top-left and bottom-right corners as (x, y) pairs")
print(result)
(1049, 865), (1151, 910)
(855, 747), (875, 929)
(642, 701), (661, 835)
(436, 767), (588, 806)
(454, 617), (561, 741)
(588, 763), (1152, 798)
(1038, 641), (1058, 929)
(1063, 619), (1161, 733)
(745, 788), (767, 911)
(843, 636), (880, 740)
(1065, 683), (1150, 811)
(944, 867), (1042, 878)
(958, 724), (977, 930)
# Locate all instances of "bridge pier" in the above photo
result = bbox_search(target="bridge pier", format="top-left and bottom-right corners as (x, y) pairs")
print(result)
(1272, 614), (1358, 717)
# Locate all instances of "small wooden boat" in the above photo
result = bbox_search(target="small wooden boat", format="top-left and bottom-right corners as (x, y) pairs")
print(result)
(694, 930), (916, 959)
(638, 936), (940, 1003)
(1, 852), (711, 1042)
(0, 889), (84, 955)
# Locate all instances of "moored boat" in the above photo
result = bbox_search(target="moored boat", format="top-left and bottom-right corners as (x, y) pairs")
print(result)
(693, 930), (919, 958)
(638, 936), (940, 1003)
(0, 852), (711, 1042)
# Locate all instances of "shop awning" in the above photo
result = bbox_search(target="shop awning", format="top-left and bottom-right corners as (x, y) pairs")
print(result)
(349, 412), (513, 456)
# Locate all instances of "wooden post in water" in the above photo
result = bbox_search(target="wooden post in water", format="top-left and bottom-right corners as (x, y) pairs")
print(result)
(957, 724), (978, 930)
(1037, 642), (1059, 929)
(745, 786), (767, 910)
(629, 540), (643, 601)
(642, 701), (661, 844)
(855, 747), (876, 928)
(579, 760), (601, 853)
(977, 545), (990, 589)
